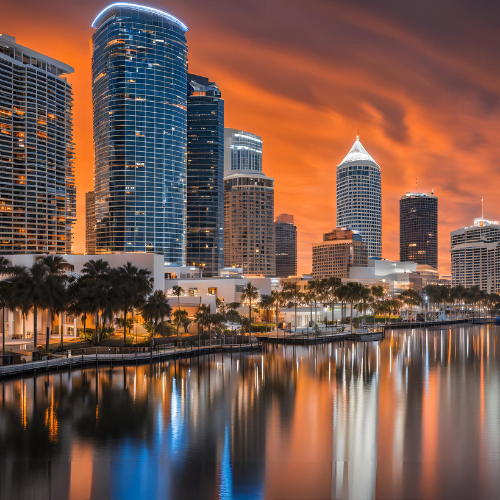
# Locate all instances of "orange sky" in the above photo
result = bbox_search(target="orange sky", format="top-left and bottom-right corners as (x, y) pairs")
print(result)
(4, 0), (500, 275)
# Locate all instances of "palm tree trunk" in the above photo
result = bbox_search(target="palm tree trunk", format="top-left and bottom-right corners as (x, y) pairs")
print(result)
(33, 305), (37, 350)
(83, 314), (86, 339)
(350, 301), (353, 333)
(123, 306), (128, 347)
(294, 303), (297, 334)
(2, 306), (5, 362)
(249, 300), (252, 344)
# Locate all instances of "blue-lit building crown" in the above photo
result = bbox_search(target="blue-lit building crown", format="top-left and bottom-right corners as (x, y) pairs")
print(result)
(91, 3), (188, 264)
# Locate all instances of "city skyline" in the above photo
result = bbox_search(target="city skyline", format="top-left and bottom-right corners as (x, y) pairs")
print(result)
(3, 0), (500, 274)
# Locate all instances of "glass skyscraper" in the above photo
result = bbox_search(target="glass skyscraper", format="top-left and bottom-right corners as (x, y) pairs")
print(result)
(336, 136), (382, 258)
(0, 34), (75, 254)
(186, 73), (224, 277)
(400, 191), (438, 269)
(91, 3), (188, 264)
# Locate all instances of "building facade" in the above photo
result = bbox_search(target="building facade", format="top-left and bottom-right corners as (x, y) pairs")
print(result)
(223, 128), (275, 276)
(400, 191), (438, 269)
(186, 73), (224, 276)
(85, 191), (96, 254)
(0, 34), (76, 254)
(451, 218), (500, 292)
(312, 227), (368, 279)
(91, 4), (188, 264)
(275, 213), (297, 278)
(336, 136), (381, 258)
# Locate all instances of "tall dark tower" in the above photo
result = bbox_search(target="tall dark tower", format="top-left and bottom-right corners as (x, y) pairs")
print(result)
(275, 214), (297, 278)
(187, 74), (224, 277)
(400, 191), (438, 269)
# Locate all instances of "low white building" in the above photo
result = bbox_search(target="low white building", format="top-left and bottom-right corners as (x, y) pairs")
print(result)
(348, 258), (415, 297)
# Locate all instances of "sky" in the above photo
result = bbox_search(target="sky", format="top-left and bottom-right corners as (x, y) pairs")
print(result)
(3, 0), (500, 275)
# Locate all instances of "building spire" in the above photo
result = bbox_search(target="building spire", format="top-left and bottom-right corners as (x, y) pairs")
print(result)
(481, 193), (484, 218)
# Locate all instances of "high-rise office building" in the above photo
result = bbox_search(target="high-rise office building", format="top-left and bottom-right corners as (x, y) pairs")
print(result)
(223, 129), (275, 276)
(186, 73), (224, 277)
(91, 4), (188, 264)
(275, 214), (297, 278)
(400, 191), (438, 269)
(85, 191), (96, 254)
(312, 227), (368, 279)
(0, 34), (76, 254)
(451, 217), (500, 292)
(336, 136), (381, 258)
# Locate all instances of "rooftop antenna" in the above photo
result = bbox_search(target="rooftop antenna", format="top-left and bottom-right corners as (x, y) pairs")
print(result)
(356, 128), (360, 141)
(481, 194), (484, 219)
(416, 177), (418, 189)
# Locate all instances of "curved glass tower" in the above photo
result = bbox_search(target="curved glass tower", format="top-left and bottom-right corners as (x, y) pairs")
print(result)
(336, 136), (382, 258)
(91, 3), (188, 264)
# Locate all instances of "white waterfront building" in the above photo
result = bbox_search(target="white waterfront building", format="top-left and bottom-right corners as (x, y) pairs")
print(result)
(336, 136), (382, 258)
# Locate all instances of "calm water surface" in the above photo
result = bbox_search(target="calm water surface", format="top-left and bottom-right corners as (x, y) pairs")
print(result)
(1, 325), (500, 500)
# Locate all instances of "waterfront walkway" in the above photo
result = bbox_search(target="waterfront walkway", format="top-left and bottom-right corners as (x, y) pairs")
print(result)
(0, 343), (259, 380)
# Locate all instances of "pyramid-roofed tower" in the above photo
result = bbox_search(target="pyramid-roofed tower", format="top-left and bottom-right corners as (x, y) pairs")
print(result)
(336, 136), (382, 258)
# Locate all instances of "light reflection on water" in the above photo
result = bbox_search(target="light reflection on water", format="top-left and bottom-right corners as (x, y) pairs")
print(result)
(0, 325), (499, 500)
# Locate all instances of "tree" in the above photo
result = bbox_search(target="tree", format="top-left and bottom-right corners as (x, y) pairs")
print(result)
(344, 282), (365, 333)
(114, 262), (152, 347)
(370, 285), (385, 325)
(282, 282), (304, 334)
(258, 294), (274, 334)
(172, 309), (189, 344)
(194, 304), (211, 346)
(400, 289), (422, 321)
(9, 261), (65, 351)
(270, 290), (286, 338)
(335, 284), (349, 325)
(171, 285), (185, 346)
(324, 277), (341, 331)
(240, 282), (259, 343)
(307, 279), (325, 327)
(0, 257), (15, 360)
(141, 290), (172, 351)
(39, 255), (69, 350)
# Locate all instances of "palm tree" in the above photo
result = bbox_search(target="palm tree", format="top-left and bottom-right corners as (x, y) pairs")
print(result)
(171, 285), (185, 346)
(0, 257), (14, 360)
(270, 290), (285, 338)
(239, 282), (259, 344)
(172, 309), (189, 346)
(370, 285), (385, 325)
(335, 284), (349, 326)
(307, 279), (324, 327)
(344, 282), (365, 333)
(141, 290), (172, 351)
(194, 304), (211, 347)
(258, 294), (274, 334)
(39, 255), (69, 350)
(9, 261), (65, 351)
(387, 298), (402, 324)
(282, 282), (304, 334)
(114, 262), (152, 347)
(400, 289), (422, 321)
(357, 285), (372, 327)
(324, 277), (341, 331)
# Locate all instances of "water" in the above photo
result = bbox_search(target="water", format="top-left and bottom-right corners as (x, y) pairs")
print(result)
(0, 325), (499, 500)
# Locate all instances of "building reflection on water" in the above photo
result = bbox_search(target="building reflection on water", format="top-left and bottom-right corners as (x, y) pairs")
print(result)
(0, 325), (499, 500)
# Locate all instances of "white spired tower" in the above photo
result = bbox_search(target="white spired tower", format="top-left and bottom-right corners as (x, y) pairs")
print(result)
(336, 136), (382, 258)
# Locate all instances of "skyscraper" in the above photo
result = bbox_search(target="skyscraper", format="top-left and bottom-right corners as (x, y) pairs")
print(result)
(223, 129), (275, 276)
(91, 4), (188, 264)
(186, 73), (224, 277)
(275, 214), (297, 278)
(85, 191), (96, 254)
(0, 34), (76, 254)
(400, 191), (438, 269)
(336, 136), (381, 258)
(451, 217), (500, 292)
